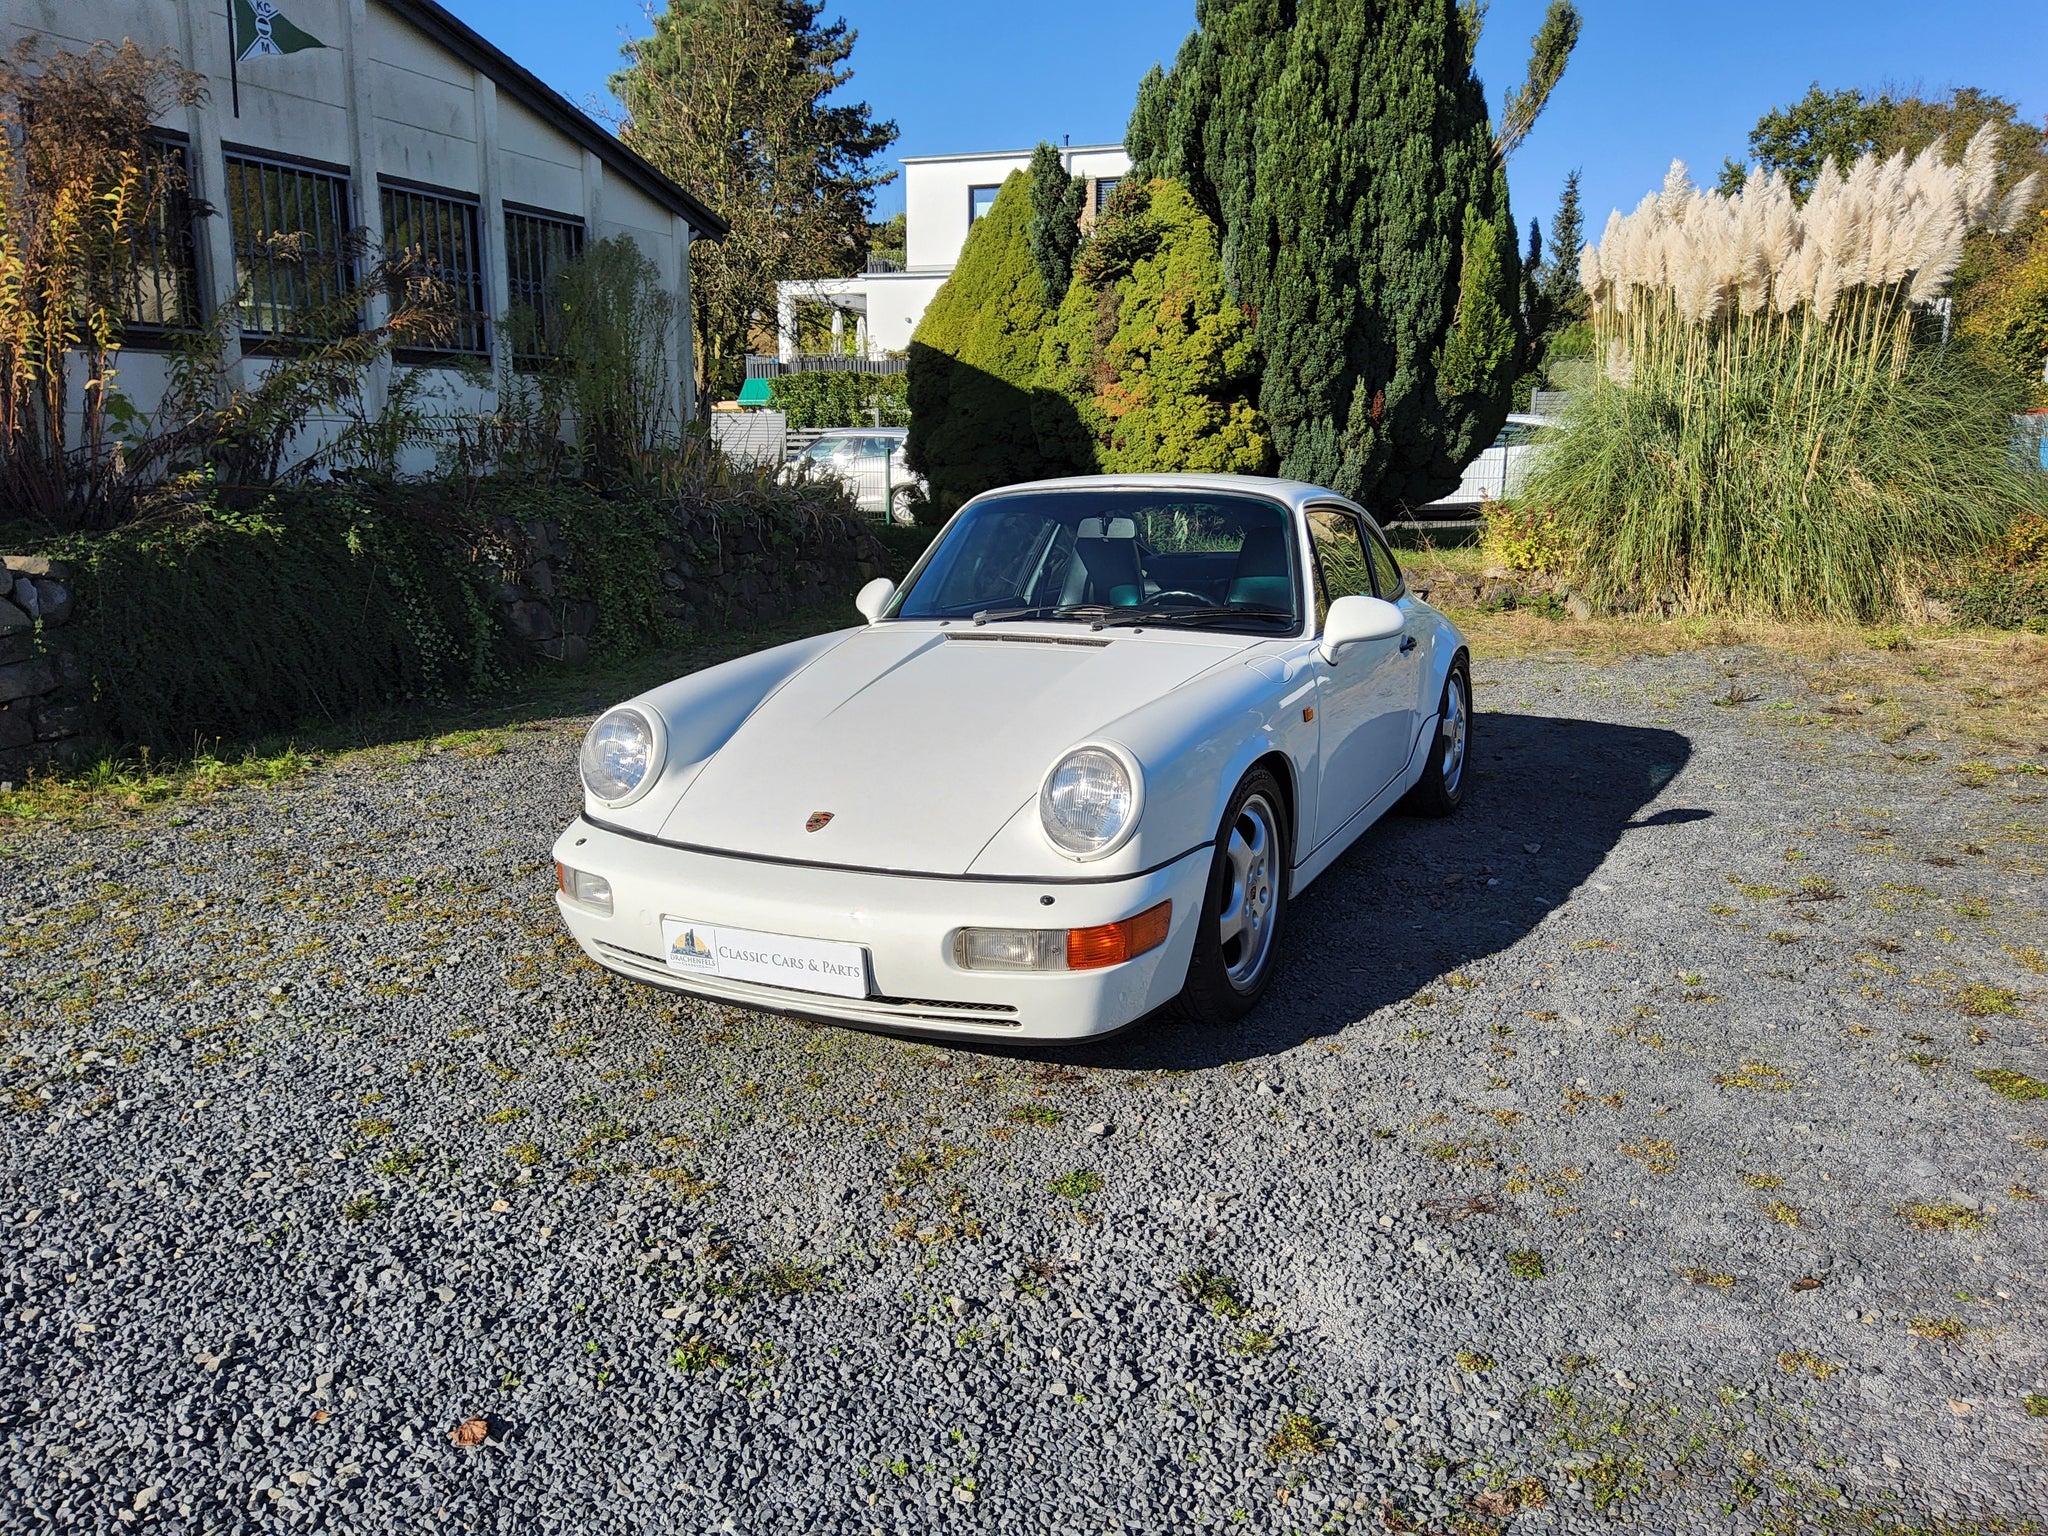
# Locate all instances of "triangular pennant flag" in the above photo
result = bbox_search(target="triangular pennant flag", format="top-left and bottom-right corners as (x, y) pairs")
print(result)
(233, 0), (328, 62)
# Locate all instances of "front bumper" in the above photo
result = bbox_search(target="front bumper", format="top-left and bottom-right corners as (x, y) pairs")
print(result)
(550, 818), (1211, 1040)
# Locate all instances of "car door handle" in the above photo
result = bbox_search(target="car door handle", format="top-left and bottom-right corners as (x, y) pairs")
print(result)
(1399, 635), (1417, 654)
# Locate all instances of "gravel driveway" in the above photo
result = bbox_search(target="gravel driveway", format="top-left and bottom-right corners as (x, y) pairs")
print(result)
(3, 640), (2045, 1534)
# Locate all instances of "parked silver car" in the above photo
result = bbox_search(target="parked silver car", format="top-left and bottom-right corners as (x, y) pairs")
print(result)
(780, 428), (924, 523)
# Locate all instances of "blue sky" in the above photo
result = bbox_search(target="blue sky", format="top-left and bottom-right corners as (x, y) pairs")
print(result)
(447, 0), (2044, 251)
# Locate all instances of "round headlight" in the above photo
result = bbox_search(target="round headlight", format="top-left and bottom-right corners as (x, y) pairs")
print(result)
(581, 708), (663, 806)
(1040, 746), (1139, 859)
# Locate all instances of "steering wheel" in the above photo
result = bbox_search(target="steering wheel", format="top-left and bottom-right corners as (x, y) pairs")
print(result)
(1147, 590), (1220, 608)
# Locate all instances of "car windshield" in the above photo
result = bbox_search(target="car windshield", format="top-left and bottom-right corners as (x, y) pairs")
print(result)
(889, 489), (1301, 632)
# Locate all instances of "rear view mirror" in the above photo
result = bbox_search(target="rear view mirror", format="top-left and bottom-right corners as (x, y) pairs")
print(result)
(855, 578), (896, 625)
(1319, 594), (1404, 662)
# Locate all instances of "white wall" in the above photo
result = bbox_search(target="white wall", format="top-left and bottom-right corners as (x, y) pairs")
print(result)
(1, 0), (703, 460)
(903, 146), (1129, 273)
(866, 273), (948, 355)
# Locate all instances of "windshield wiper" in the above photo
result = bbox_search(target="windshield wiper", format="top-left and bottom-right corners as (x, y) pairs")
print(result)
(970, 603), (1115, 626)
(1096, 605), (1297, 629)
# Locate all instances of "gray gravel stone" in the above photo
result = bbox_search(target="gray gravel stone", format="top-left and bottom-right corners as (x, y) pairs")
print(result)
(0, 646), (2043, 1533)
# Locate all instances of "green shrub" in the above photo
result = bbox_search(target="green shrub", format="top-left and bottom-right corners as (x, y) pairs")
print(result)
(1037, 179), (1271, 476)
(35, 470), (864, 757)
(906, 172), (1076, 519)
(769, 371), (908, 431)
(1933, 507), (2048, 630)
(55, 490), (509, 753)
(1481, 500), (1570, 574)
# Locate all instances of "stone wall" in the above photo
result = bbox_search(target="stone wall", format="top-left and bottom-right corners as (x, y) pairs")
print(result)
(0, 557), (93, 783)
(488, 506), (892, 668)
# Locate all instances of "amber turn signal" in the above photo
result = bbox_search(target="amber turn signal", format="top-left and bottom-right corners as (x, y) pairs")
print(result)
(1064, 901), (1173, 972)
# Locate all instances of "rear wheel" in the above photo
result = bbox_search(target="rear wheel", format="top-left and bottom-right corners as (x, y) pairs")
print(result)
(1171, 767), (1290, 1027)
(1400, 654), (1471, 818)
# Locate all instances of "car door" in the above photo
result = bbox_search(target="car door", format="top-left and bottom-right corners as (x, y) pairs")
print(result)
(1363, 519), (1423, 759)
(1308, 506), (1415, 847)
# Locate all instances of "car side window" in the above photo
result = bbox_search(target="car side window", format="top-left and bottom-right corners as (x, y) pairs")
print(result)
(1306, 508), (1373, 629)
(1365, 529), (1406, 601)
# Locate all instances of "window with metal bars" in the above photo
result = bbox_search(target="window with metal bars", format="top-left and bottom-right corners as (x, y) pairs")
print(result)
(223, 150), (356, 346)
(502, 206), (585, 366)
(123, 135), (202, 339)
(380, 180), (489, 359)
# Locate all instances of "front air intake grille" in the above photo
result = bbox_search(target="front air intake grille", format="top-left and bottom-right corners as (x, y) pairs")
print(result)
(593, 943), (1021, 1026)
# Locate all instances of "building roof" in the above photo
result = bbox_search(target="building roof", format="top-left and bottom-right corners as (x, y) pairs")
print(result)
(899, 144), (1127, 166)
(382, 0), (727, 239)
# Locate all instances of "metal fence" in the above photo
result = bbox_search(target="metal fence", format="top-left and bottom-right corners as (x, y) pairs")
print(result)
(745, 353), (907, 379)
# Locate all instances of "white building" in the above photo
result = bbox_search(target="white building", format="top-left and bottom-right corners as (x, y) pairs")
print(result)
(774, 143), (1129, 363)
(3, 0), (725, 455)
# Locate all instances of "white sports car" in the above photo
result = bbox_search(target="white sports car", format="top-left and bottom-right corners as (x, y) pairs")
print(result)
(552, 474), (1470, 1040)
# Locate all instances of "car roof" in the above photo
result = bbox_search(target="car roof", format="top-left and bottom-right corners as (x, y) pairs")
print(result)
(814, 425), (907, 436)
(968, 473), (1365, 517)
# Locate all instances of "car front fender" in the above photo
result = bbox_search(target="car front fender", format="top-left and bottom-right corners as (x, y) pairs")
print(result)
(583, 628), (859, 836)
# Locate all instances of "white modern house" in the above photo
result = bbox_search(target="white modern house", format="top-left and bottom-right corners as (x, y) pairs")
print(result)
(3, 0), (725, 452)
(774, 143), (1130, 362)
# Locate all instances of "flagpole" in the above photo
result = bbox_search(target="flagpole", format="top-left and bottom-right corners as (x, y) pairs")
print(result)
(227, 2), (240, 118)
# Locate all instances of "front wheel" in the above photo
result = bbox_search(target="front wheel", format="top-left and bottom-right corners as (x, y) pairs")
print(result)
(1170, 767), (1290, 1027)
(1400, 654), (1471, 818)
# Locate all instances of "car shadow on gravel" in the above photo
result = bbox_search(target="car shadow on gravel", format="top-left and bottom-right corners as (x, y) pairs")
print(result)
(1045, 711), (1701, 1071)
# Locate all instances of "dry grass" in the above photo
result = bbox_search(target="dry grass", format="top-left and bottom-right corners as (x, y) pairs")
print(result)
(1448, 612), (2048, 748)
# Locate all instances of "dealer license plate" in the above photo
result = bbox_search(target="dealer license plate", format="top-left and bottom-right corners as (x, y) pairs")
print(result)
(660, 917), (871, 1000)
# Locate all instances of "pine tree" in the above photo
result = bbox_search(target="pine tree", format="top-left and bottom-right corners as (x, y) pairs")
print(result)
(1038, 180), (1271, 476)
(1540, 169), (1589, 325)
(905, 172), (1074, 517)
(1026, 142), (1087, 303)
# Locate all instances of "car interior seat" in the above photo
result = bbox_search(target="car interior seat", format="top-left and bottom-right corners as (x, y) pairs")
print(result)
(1226, 526), (1293, 610)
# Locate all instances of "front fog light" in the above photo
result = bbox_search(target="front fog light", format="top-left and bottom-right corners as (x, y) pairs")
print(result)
(557, 863), (614, 914)
(955, 927), (1067, 972)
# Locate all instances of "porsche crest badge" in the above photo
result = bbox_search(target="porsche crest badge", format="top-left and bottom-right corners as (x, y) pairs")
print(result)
(805, 811), (835, 833)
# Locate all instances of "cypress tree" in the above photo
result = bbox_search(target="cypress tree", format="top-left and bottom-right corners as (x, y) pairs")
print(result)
(1132, 0), (1547, 509)
(905, 172), (1074, 517)
(1026, 142), (1088, 304)
(1245, 0), (1522, 507)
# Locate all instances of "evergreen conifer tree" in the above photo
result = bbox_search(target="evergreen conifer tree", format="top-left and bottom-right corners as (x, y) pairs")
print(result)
(1026, 142), (1088, 304)
(1038, 180), (1271, 475)
(905, 172), (1074, 517)
(1127, 0), (1574, 508)
(1541, 169), (1589, 325)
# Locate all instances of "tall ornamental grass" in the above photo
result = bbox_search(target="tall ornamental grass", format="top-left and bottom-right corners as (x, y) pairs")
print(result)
(1524, 129), (2045, 621)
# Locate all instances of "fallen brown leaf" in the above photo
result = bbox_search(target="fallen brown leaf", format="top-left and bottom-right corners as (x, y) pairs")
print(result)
(1790, 1275), (1825, 1292)
(311, 1409), (330, 1424)
(1947, 1399), (1972, 1416)
(451, 1417), (489, 1448)
(1473, 1489), (1516, 1517)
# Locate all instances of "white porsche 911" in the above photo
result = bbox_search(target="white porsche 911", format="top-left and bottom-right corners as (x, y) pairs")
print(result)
(552, 475), (1470, 1040)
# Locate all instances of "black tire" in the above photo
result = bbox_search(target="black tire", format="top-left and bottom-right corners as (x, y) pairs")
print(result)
(1400, 652), (1472, 818)
(1171, 767), (1290, 1027)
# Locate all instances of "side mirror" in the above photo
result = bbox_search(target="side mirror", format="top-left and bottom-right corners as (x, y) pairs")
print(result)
(1319, 594), (1405, 663)
(855, 577), (897, 625)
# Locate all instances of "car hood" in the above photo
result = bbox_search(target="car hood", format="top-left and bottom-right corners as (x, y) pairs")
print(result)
(657, 626), (1247, 874)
